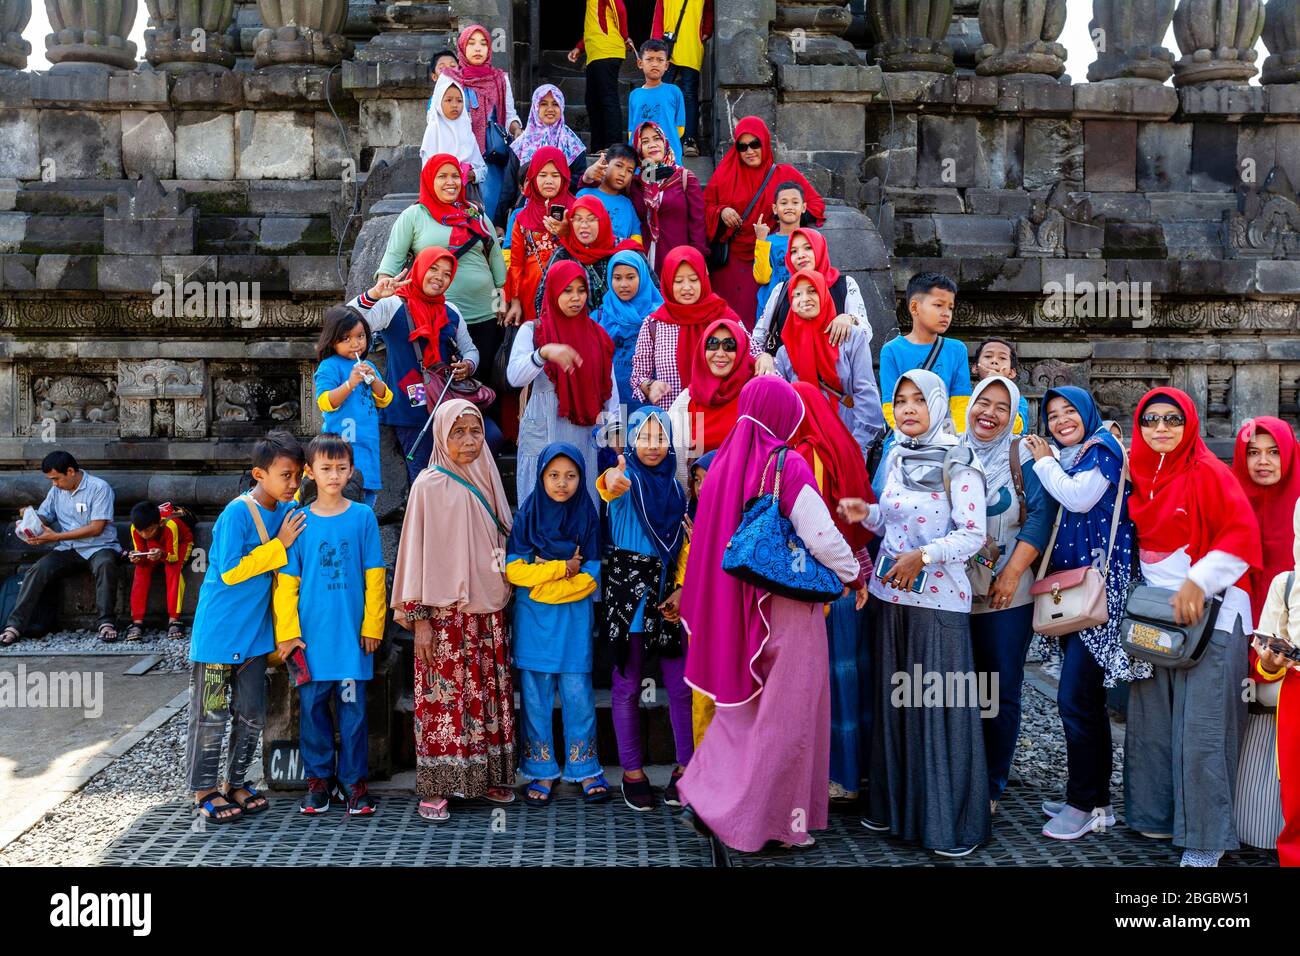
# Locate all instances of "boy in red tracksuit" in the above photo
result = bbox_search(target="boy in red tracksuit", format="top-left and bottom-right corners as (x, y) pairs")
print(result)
(127, 501), (194, 641)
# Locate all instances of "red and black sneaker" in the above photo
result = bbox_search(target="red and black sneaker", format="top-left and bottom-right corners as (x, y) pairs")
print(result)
(346, 782), (377, 816)
(298, 777), (330, 814)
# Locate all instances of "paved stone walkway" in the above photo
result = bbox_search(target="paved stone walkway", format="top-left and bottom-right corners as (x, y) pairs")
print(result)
(102, 782), (1278, 867)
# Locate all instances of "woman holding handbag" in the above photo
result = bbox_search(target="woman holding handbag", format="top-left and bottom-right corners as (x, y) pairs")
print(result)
(962, 376), (1057, 815)
(838, 369), (989, 858)
(703, 117), (824, 326)
(1022, 386), (1139, 841)
(675, 376), (863, 853)
(1123, 388), (1261, 867)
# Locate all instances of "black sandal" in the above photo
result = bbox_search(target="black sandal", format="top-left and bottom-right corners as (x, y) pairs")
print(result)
(98, 623), (118, 643)
(0, 626), (19, 646)
(225, 786), (269, 816)
(167, 620), (185, 640)
(195, 792), (242, 824)
(124, 623), (144, 641)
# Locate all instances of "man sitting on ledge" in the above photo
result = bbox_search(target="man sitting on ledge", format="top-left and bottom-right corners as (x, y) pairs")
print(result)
(2, 451), (122, 645)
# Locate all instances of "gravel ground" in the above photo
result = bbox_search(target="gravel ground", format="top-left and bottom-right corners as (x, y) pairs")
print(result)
(1, 659), (1107, 866)
(0, 627), (192, 673)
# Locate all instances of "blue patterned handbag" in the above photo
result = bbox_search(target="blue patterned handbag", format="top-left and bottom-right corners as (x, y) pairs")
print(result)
(722, 448), (845, 603)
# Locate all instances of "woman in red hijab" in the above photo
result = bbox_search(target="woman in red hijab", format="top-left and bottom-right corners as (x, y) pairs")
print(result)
(791, 379), (872, 800)
(774, 269), (884, 463)
(1231, 417), (1300, 621)
(506, 258), (616, 506)
(1125, 387), (1262, 868)
(630, 246), (738, 411)
(534, 193), (639, 317)
(703, 117), (825, 326)
(505, 146), (575, 326)
(667, 317), (755, 486)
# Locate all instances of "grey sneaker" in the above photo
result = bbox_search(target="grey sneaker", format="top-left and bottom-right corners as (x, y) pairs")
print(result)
(1042, 804), (1101, 840)
(1041, 800), (1116, 828)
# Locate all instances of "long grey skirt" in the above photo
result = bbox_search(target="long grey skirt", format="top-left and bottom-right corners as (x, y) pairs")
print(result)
(1123, 620), (1248, 851)
(867, 602), (992, 850)
(1234, 711), (1283, 849)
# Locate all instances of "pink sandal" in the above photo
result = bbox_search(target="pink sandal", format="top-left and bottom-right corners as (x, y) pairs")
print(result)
(483, 787), (516, 805)
(418, 797), (449, 822)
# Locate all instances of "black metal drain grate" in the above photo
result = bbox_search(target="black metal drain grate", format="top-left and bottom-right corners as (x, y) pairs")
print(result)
(102, 783), (1278, 867)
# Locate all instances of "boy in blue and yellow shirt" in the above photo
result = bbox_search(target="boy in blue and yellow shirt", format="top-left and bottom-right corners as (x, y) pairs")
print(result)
(187, 431), (307, 824)
(274, 434), (387, 816)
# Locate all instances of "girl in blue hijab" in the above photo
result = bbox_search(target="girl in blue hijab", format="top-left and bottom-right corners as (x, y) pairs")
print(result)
(595, 249), (663, 409)
(1022, 385), (1144, 842)
(505, 443), (608, 805)
(597, 408), (693, 811)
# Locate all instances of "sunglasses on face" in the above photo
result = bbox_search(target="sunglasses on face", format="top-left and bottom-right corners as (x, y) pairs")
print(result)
(705, 336), (738, 353)
(1139, 413), (1186, 428)
(735, 140), (762, 153)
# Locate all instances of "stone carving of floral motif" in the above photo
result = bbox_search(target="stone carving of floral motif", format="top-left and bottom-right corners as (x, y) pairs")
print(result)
(1223, 166), (1300, 259)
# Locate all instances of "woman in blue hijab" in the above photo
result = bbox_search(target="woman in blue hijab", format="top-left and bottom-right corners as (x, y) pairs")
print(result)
(595, 249), (663, 411)
(505, 443), (609, 804)
(1022, 386), (1143, 841)
(597, 408), (693, 811)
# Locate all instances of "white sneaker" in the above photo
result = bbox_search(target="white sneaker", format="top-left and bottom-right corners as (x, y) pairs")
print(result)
(1180, 848), (1223, 867)
(1042, 805), (1101, 840)
(1041, 800), (1116, 828)
(934, 843), (980, 858)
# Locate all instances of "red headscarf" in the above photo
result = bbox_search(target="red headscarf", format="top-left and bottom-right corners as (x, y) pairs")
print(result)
(418, 153), (489, 247)
(791, 380), (873, 553)
(559, 194), (619, 265)
(687, 318), (756, 452)
(703, 116), (826, 261)
(516, 146), (574, 232)
(449, 24), (509, 153)
(784, 227), (840, 286)
(649, 246), (737, 389)
(1231, 416), (1300, 619)
(1128, 387), (1262, 575)
(781, 268), (844, 396)
(396, 246), (459, 368)
(533, 259), (614, 427)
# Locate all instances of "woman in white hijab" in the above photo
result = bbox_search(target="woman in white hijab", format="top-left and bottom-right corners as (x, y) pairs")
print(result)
(420, 73), (488, 189)
(839, 367), (989, 858)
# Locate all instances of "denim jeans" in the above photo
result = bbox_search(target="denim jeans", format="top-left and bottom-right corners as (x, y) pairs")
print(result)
(969, 603), (1035, 801)
(1057, 632), (1114, 810)
(186, 657), (267, 792)
(298, 678), (369, 786)
(518, 669), (601, 782)
(667, 65), (700, 144)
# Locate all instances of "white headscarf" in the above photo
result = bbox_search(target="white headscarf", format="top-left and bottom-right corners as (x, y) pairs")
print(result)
(890, 368), (976, 493)
(961, 375), (1024, 496)
(420, 74), (487, 172)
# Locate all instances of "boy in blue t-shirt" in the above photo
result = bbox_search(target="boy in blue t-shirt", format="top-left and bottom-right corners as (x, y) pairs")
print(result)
(752, 180), (808, 324)
(874, 272), (972, 494)
(187, 431), (308, 824)
(577, 143), (643, 244)
(627, 38), (685, 163)
(972, 336), (1030, 435)
(274, 434), (386, 816)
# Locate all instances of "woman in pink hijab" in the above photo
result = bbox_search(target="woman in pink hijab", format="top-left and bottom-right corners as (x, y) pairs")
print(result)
(676, 376), (864, 853)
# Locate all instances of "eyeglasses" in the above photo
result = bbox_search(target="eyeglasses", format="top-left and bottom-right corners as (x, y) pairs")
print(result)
(735, 140), (762, 153)
(1139, 413), (1186, 428)
(705, 336), (738, 353)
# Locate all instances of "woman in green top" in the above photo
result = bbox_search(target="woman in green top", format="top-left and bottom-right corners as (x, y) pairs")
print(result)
(376, 153), (508, 416)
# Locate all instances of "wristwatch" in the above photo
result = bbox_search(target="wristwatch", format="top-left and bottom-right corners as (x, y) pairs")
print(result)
(919, 547), (933, 566)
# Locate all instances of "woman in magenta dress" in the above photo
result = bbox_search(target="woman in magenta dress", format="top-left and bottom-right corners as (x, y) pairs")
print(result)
(676, 376), (863, 853)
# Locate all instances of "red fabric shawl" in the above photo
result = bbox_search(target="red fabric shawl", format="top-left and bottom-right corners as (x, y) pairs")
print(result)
(418, 153), (490, 247)
(649, 246), (737, 390)
(1231, 415), (1300, 619)
(784, 227), (840, 286)
(559, 194), (619, 265)
(791, 380), (873, 552)
(702, 116), (825, 262)
(449, 24), (510, 153)
(396, 246), (459, 368)
(533, 258), (614, 427)
(781, 268), (844, 395)
(1128, 387), (1262, 574)
(516, 146), (574, 232)
(687, 318), (756, 452)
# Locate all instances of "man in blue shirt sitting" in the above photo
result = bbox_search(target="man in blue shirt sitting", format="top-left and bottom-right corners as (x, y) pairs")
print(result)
(3, 450), (122, 644)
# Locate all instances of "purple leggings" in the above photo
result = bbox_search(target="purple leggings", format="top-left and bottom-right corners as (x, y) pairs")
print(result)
(610, 635), (694, 772)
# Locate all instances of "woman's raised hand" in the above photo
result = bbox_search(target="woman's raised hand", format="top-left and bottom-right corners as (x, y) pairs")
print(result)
(1023, 434), (1054, 461)
(837, 498), (870, 525)
(605, 455), (631, 495)
(542, 213), (569, 238)
(369, 268), (410, 300)
(541, 343), (583, 372)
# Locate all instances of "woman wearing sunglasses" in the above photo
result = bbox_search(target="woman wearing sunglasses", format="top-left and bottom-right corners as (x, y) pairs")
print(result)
(1124, 388), (1261, 867)
(703, 117), (825, 325)
(667, 318), (756, 488)
(771, 268), (884, 463)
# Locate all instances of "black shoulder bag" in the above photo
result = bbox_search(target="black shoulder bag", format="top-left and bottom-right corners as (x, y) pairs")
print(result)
(708, 164), (776, 270)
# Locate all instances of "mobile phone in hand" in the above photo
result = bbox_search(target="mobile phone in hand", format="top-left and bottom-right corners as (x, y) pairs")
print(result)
(875, 555), (927, 595)
(549, 204), (567, 221)
(285, 645), (312, 687)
